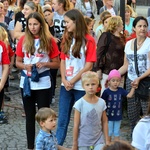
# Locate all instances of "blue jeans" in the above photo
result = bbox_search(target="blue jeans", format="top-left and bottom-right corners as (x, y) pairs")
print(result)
(108, 120), (121, 137)
(56, 86), (85, 145)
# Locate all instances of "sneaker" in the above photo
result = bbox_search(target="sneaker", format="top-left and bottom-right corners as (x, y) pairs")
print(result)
(0, 110), (7, 119)
(4, 94), (11, 101)
(0, 118), (8, 124)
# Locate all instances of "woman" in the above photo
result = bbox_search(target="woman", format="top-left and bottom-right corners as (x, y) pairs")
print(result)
(15, 12), (60, 150)
(14, 1), (43, 40)
(95, 16), (125, 94)
(56, 9), (96, 145)
(95, 10), (111, 40)
(100, 0), (117, 16)
(75, 0), (97, 19)
(125, 5), (135, 37)
(0, 2), (11, 26)
(119, 16), (150, 133)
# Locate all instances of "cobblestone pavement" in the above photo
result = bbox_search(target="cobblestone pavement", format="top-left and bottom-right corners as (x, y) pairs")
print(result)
(0, 71), (132, 150)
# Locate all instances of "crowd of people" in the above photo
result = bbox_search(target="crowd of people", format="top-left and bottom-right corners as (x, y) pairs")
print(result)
(0, 0), (150, 149)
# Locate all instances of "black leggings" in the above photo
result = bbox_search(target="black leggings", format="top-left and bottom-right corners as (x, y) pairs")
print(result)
(0, 88), (4, 111)
(21, 88), (52, 149)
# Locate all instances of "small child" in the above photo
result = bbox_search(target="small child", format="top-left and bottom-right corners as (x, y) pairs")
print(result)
(72, 71), (109, 150)
(35, 107), (70, 150)
(101, 69), (134, 142)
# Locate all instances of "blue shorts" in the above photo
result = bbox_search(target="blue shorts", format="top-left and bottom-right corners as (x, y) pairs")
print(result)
(108, 120), (121, 137)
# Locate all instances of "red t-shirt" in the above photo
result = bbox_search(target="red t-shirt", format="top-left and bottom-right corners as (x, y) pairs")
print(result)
(0, 41), (10, 64)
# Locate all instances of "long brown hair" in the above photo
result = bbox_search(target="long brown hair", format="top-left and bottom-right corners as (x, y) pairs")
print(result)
(61, 9), (88, 58)
(57, 0), (71, 11)
(24, 12), (52, 54)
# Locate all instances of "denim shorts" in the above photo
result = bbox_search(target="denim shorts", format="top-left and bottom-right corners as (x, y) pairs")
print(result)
(108, 120), (121, 137)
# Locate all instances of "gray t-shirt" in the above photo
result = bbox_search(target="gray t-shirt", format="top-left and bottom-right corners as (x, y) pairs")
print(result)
(73, 97), (106, 146)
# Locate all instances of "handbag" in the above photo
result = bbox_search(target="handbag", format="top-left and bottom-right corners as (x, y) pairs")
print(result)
(134, 39), (150, 100)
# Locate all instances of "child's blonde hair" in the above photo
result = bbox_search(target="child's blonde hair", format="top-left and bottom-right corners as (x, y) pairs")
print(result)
(81, 71), (99, 86)
(35, 107), (57, 125)
(0, 26), (9, 49)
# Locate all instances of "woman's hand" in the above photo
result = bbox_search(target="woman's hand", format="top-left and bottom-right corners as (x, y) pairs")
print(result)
(62, 79), (74, 91)
(36, 62), (47, 69)
(24, 64), (33, 72)
(131, 78), (140, 89)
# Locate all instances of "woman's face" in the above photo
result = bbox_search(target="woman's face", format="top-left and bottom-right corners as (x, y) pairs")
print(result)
(28, 18), (41, 37)
(52, 0), (61, 12)
(64, 16), (76, 33)
(116, 22), (123, 33)
(3, 1), (9, 10)
(105, 0), (113, 6)
(44, 10), (53, 25)
(103, 17), (110, 29)
(134, 20), (148, 37)
(125, 10), (131, 19)
(23, 5), (35, 18)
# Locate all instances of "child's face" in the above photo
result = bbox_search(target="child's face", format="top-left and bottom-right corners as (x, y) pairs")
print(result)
(40, 116), (57, 133)
(109, 77), (121, 89)
(83, 79), (98, 95)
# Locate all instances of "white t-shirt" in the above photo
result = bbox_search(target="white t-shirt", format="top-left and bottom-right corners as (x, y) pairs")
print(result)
(85, 2), (92, 17)
(107, 8), (116, 16)
(53, 12), (65, 39)
(125, 37), (150, 81)
(132, 116), (150, 150)
(73, 97), (106, 147)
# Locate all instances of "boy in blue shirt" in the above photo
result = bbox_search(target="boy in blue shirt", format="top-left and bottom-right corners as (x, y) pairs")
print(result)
(35, 107), (70, 150)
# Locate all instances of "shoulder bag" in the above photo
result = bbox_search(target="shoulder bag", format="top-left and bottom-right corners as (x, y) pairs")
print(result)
(134, 39), (150, 100)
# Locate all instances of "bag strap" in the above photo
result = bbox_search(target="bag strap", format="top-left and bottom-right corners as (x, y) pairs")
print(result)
(134, 38), (140, 77)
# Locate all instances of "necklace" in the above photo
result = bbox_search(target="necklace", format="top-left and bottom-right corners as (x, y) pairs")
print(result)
(137, 39), (145, 48)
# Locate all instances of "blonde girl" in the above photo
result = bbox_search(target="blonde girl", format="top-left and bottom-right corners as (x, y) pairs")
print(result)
(0, 26), (15, 122)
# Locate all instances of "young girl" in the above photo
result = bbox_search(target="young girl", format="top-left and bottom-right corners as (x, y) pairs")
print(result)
(15, 12), (60, 150)
(52, 0), (71, 45)
(84, 16), (97, 43)
(56, 9), (96, 145)
(101, 69), (134, 142)
(0, 39), (10, 124)
(73, 71), (109, 150)
(0, 26), (15, 120)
